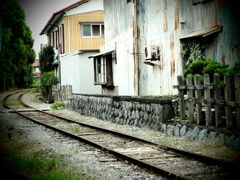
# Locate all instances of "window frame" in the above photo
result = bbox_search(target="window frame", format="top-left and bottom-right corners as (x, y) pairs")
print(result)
(81, 22), (104, 38)
(93, 53), (113, 86)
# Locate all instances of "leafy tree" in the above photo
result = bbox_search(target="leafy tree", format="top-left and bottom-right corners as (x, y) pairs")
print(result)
(0, 0), (36, 91)
(39, 45), (55, 74)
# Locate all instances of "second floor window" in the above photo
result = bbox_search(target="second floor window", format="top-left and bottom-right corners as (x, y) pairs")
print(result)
(81, 23), (104, 37)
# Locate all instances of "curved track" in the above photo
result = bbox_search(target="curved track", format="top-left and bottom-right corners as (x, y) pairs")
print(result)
(3, 91), (239, 179)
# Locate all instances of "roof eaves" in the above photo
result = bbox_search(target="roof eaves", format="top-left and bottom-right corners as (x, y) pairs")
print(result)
(180, 25), (223, 39)
(39, 0), (90, 35)
(89, 50), (115, 58)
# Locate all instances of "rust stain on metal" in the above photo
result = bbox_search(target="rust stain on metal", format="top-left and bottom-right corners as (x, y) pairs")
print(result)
(163, 0), (168, 32)
(137, 26), (141, 37)
(174, 0), (179, 30)
(170, 34), (175, 77)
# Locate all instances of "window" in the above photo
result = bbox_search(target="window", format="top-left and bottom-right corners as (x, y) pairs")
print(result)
(91, 51), (114, 86)
(81, 23), (104, 37)
(94, 56), (106, 84)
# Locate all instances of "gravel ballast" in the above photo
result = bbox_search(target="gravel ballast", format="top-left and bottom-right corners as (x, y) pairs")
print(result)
(1, 91), (239, 179)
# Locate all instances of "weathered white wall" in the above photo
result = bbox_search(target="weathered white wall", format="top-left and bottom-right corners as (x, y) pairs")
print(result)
(137, 0), (181, 96)
(104, 0), (182, 96)
(104, 0), (136, 95)
(103, 0), (240, 96)
(61, 52), (101, 94)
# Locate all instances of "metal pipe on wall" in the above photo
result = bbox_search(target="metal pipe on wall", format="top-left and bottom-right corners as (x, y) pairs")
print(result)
(134, 0), (139, 96)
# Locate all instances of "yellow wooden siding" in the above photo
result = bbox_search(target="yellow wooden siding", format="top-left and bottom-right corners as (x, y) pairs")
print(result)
(64, 10), (104, 54)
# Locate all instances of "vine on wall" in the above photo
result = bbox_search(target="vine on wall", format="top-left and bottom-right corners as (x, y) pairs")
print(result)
(181, 39), (206, 68)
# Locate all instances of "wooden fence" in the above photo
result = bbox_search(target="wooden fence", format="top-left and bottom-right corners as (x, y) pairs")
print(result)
(173, 73), (240, 130)
(52, 85), (72, 102)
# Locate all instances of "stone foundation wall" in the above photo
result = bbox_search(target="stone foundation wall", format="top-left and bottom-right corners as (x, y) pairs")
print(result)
(64, 94), (175, 130)
(64, 94), (240, 150)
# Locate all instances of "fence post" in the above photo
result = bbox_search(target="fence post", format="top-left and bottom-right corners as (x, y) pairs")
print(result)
(194, 74), (203, 125)
(69, 85), (72, 96)
(187, 75), (194, 123)
(204, 74), (212, 126)
(59, 84), (62, 102)
(63, 85), (66, 101)
(65, 85), (68, 101)
(235, 73), (240, 130)
(214, 73), (221, 127)
(177, 75), (186, 120)
(224, 73), (232, 129)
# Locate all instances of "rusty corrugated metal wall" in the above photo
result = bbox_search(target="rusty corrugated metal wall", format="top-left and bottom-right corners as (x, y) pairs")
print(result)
(180, 0), (240, 66)
(103, 0), (240, 96)
(137, 0), (181, 96)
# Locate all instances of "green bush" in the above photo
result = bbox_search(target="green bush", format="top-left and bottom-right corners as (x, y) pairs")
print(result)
(40, 72), (58, 93)
(183, 60), (240, 84)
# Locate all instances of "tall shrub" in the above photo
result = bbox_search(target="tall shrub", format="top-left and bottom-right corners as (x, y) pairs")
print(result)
(40, 72), (57, 98)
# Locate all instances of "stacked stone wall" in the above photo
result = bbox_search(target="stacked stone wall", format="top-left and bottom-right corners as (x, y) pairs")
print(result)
(64, 94), (240, 150)
(65, 94), (175, 130)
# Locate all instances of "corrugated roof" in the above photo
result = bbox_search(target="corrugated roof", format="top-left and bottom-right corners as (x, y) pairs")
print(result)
(40, 0), (90, 35)
(180, 25), (223, 39)
(88, 50), (115, 58)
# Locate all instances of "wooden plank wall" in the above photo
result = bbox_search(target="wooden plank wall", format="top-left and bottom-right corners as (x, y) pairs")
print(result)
(64, 10), (104, 54)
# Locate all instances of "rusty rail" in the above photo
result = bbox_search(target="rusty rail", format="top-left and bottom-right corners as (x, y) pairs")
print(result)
(3, 91), (239, 179)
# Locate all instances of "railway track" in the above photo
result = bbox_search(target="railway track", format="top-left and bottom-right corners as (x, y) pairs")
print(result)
(3, 91), (239, 179)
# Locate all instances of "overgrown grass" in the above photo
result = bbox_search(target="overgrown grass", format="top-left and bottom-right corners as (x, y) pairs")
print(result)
(5, 100), (21, 105)
(50, 102), (64, 110)
(1, 140), (91, 180)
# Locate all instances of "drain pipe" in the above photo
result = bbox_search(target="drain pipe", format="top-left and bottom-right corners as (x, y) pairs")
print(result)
(134, 0), (139, 96)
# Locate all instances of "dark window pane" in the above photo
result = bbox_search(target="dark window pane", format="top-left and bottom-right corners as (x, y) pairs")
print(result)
(92, 25), (100, 36)
(83, 24), (91, 36)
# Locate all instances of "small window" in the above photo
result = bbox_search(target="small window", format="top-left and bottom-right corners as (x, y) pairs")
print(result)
(81, 23), (104, 37)
(93, 54), (113, 86)
(94, 56), (106, 84)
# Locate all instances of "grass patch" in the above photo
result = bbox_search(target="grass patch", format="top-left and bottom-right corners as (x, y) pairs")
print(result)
(5, 100), (21, 105)
(0, 140), (91, 180)
(50, 102), (64, 110)
(158, 137), (181, 147)
(71, 124), (80, 132)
